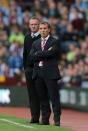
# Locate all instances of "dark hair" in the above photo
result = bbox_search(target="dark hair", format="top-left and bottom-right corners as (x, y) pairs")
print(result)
(40, 21), (51, 29)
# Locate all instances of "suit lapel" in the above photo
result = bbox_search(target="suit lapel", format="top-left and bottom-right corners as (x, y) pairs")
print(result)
(44, 36), (53, 50)
(38, 36), (53, 51)
(38, 39), (42, 51)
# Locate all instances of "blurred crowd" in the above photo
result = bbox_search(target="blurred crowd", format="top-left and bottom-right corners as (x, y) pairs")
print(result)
(0, 0), (88, 88)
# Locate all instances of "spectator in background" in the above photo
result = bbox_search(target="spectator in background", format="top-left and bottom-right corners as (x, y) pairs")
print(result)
(66, 44), (77, 62)
(22, 10), (31, 35)
(9, 0), (22, 17)
(61, 23), (79, 52)
(69, 63), (82, 87)
(9, 40), (23, 57)
(8, 51), (22, 77)
(56, 1), (63, 17)
(48, 0), (56, 17)
(9, 9), (22, 26)
(50, 25), (59, 39)
(71, 7), (84, 32)
(9, 24), (24, 45)
(61, 23), (79, 42)
(80, 0), (88, 11)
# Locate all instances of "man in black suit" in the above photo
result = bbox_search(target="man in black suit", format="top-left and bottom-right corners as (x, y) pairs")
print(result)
(23, 17), (41, 123)
(30, 21), (62, 126)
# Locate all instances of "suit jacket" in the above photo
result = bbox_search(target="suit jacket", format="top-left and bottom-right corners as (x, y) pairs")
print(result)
(23, 33), (41, 70)
(30, 36), (62, 80)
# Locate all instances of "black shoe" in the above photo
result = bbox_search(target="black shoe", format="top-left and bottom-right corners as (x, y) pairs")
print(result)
(55, 121), (60, 126)
(40, 121), (49, 125)
(30, 119), (39, 124)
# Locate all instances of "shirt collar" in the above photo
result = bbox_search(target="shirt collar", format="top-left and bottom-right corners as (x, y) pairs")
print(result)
(41, 35), (50, 42)
(31, 32), (40, 37)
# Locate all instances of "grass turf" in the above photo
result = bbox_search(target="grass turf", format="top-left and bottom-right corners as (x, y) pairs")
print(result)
(0, 115), (75, 131)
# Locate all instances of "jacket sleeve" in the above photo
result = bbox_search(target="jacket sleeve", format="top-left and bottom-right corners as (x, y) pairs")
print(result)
(37, 40), (60, 59)
(23, 36), (27, 70)
(29, 41), (40, 64)
(30, 39), (62, 63)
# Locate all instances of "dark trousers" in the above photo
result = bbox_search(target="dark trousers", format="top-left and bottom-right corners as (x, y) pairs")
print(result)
(25, 68), (40, 120)
(35, 69), (61, 123)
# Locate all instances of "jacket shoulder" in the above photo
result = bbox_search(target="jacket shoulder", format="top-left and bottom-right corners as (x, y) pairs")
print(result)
(24, 33), (31, 39)
(33, 38), (41, 45)
(51, 36), (60, 42)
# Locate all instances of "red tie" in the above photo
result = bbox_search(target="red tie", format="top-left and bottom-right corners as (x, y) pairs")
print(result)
(41, 39), (46, 51)
(39, 39), (46, 66)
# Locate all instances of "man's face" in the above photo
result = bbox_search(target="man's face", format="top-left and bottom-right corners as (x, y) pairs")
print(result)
(39, 24), (50, 38)
(29, 19), (39, 33)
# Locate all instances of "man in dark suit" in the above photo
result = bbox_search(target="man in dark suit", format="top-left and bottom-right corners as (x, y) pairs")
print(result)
(23, 17), (41, 123)
(30, 21), (62, 126)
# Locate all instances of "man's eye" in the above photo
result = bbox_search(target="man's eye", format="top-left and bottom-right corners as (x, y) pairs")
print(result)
(31, 24), (38, 26)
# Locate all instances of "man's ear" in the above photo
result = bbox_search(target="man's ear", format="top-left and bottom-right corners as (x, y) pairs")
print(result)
(49, 28), (51, 33)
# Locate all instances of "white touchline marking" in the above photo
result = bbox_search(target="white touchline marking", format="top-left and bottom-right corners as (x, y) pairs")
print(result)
(0, 118), (36, 129)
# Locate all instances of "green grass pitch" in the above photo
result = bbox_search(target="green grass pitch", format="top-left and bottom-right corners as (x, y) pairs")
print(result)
(0, 115), (75, 131)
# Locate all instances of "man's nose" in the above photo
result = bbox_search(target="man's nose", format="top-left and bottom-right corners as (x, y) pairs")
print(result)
(32, 25), (35, 27)
(41, 29), (44, 31)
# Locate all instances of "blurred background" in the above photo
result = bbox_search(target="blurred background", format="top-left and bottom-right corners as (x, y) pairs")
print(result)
(0, 0), (88, 111)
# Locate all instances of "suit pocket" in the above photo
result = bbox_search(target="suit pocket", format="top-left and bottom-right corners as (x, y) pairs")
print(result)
(44, 66), (61, 80)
